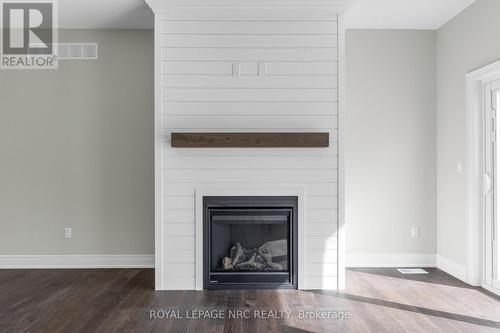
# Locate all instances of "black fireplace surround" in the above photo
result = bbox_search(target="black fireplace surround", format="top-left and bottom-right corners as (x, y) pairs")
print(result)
(203, 196), (298, 290)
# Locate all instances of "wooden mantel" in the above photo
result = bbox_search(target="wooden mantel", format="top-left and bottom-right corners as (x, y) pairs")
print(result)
(171, 132), (329, 148)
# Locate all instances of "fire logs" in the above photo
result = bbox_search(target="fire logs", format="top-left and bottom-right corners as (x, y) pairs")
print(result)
(221, 241), (286, 271)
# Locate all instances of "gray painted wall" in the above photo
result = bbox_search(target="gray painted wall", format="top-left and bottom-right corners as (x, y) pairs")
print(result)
(437, 0), (500, 266)
(3, 9), (494, 265)
(0, 30), (154, 255)
(346, 30), (437, 255)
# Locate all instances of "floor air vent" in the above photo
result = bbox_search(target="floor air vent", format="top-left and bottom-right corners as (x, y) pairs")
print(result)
(397, 268), (428, 274)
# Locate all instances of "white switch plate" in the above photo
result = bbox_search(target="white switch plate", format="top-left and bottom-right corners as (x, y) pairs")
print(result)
(258, 62), (267, 76)
(64, 227), (72, 239)
(456, 161), (464, 174)
(410, 227), (418, 238)
(232, 63), (240, 76)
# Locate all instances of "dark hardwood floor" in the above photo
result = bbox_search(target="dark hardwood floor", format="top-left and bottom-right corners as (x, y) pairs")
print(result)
(1, 268), (499, 332)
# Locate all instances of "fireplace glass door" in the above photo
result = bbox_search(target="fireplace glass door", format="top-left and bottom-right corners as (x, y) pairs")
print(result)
(203, 197), (298, 289)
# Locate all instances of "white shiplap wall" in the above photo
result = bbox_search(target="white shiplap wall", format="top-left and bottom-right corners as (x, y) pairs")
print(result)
(156, 8), (339, 290)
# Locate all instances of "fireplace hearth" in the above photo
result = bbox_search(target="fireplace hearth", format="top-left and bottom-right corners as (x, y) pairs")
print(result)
(203, 196), (298, 289)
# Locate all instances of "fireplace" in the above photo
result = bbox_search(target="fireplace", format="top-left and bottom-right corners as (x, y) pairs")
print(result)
(203, 196), (298, 289)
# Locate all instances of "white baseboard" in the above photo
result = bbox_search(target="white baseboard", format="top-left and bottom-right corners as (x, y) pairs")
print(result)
(482, 283), (500, 297)
(0, 255), (155, 269)
(346, 253), (436, 268)
(436, 255), (468, 283)
(0, 254), (468, 284)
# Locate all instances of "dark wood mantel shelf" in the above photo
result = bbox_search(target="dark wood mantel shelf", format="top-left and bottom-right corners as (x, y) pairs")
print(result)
(171, 132), (329, 148)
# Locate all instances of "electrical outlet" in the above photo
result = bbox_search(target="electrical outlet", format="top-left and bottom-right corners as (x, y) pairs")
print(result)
(456, 161), (464, 174)
(64, 227), (72, 239)
(410, 227), (418, 238)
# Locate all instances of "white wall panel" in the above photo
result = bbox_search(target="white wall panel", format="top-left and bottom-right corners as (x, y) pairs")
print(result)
(162, 101), (338, 115)
(162, 155), (338, 169)
(163, 61), (337, 76)
(163, 88), (338, 102)
(164, 222), (195, 235)
(307, 263), (337, 276)
(158, 9), (339, 290)
(164, 210), (194, 223)
(162, 34), (338, 48)
(160, 21), (338, 35)
(307, 236), (337, 250)
(163, 182), (338, 197)
(164, 250), (195, 263)
(163, 277), (196, 290)
(164, 236), (195, 250)
(163, 115), (337, 129)
(158, 9), (338, 21)
(163, 75), (338, 89)
(305, 276), (337, 289)
(164, 61), (258, 75)
(307, 222), (338, 235)
(307, 249), (337, 263)
(307, 210), (338, 223)
(306, 196), (338, 210)
(162, 168), (337, 183)
(163, 48), (337, 62)
(267, 61), (338, 75)
(163, 263), (195, 276)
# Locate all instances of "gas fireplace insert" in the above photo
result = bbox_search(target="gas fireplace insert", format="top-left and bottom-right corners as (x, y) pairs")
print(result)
(203, 196), (298, 290)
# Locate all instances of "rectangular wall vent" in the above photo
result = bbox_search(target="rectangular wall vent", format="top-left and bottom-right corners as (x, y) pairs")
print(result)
(57, 43), (98, 60)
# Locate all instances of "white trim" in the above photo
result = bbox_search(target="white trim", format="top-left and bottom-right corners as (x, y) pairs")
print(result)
(464, 75), (483, 286)
(346, 254), (436, 268)
(465, 59), (500, 287)
(145, 0), (354, 12)
(0, 255), (154, 269)
(466, 60), (500, 81)
(153, 14), (164, 290)
(195, 187), (306, 290)
(483, 80), (495, 290)
(436, 255), (468, 283)
(337, 12), (346, 291)
(482, 282), (500, 297)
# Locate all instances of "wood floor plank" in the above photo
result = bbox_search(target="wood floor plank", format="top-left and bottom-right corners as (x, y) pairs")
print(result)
(0, 268), (499, 333)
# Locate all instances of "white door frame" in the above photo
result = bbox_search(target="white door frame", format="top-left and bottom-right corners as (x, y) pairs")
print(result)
(483, 78), (500, 293)
(465, 59), (500, 290)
